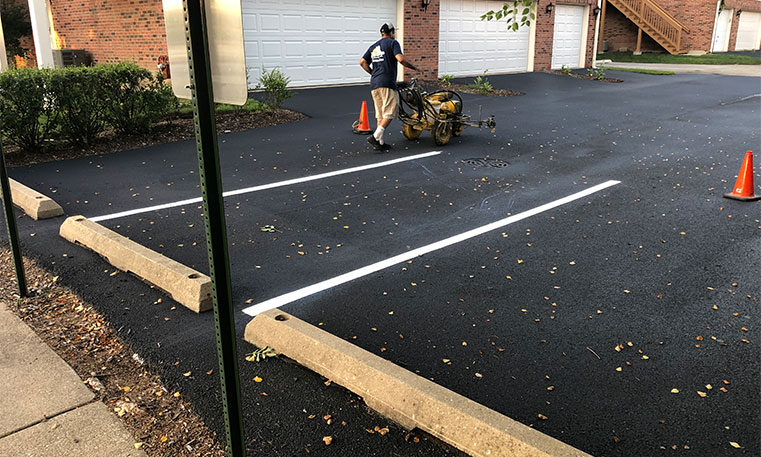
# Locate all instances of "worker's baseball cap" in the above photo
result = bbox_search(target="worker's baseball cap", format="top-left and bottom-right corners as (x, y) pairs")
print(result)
(380, 23), (396, 34)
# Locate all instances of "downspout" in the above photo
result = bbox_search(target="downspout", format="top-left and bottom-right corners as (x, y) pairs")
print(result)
(709, 0), (722, 53)
(0, 10), (7, 72)
(27, 0), (55, 68)
(592, 0), (602, 67)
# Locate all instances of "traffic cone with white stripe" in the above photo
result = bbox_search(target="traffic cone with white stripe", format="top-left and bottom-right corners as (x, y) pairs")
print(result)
(724, 151), (760, 201)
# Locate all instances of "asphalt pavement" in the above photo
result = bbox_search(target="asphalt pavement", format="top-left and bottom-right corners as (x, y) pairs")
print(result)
(6, 69), (761, 456)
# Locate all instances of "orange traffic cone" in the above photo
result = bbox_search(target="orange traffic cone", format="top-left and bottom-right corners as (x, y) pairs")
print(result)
(724, 151), (760, 201)
(352, 101), (372, 135)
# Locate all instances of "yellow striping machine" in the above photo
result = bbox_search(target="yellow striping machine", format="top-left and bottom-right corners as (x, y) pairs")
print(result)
(397, 78), (496, 146)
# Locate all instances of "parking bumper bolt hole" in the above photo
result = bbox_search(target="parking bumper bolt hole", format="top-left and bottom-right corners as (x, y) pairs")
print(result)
(74, 217), (85, 222)
(188, 273), (201, 279)
(275, 314), (289, 321)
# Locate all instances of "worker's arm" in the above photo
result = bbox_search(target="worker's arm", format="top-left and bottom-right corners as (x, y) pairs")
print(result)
(396, 54), (419, 72)
(359, 58), (372, 75)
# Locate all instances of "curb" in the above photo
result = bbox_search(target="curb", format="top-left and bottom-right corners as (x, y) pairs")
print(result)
(59, 216), (212, 313)
(1, 179), (64, 220)
(245, 310), (592, 457)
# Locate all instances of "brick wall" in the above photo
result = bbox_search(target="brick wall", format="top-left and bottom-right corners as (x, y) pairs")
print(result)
(725, 0), (761, 51)
(534, 0), (598, 71)
(49, 0), (167, 71)
(402, 0), (440, 80)
(601, 0), (722, 53)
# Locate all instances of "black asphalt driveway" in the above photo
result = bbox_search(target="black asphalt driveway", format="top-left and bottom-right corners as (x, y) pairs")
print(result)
(6, 70), (761, 456)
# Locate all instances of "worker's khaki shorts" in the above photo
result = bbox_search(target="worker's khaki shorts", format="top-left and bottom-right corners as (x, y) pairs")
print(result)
(371, 87), (399, 120)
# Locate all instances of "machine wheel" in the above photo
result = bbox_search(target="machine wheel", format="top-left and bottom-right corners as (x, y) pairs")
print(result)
(433, 121), (453, 146)
(452, 122), (464, 137)
(402, 124), (423, 140)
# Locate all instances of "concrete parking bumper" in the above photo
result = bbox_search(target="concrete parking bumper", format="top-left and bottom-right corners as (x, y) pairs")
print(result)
(0, 179), (64, 220)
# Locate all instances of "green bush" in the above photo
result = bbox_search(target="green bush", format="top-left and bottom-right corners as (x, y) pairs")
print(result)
(101, 63), (178, 134)
(587, 67), (606, 80)
(471, 70), (493, 95)
(0, 68), (58, 152)
(258, 67), (292, 109)
(47, 66), (110, 145)
(440, 74), (454, 87)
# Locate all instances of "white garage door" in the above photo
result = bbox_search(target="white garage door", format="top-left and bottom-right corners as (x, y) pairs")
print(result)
(736, 11), (761, 51)
(551, 5), (585, 69)
(242, 0), (397, 87)
(439, 0), (531, 77)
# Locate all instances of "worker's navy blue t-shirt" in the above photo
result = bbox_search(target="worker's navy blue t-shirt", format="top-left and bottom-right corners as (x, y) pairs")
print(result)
(362, 38), (402, 90)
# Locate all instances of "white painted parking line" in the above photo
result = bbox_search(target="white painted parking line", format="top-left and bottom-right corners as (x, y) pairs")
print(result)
(242, 180), (621, 316)
(89, 151), (442, 222)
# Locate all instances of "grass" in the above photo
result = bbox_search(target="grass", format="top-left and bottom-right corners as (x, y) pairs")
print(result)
(174, 98), (266, 117)
(599, 66), (675, 75)
(597, 52), (761, 65)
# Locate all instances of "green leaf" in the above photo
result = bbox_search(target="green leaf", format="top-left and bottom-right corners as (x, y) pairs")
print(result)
(512, 22), (519, 31)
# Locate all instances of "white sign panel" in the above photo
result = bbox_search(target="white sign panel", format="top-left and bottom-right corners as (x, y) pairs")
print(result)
(163, 0), (248, 105)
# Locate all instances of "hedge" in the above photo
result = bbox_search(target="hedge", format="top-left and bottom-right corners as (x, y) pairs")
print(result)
(0, 63), (177, 152)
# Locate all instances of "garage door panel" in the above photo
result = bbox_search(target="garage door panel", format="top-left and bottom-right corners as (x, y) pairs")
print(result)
(241, 0), (395, 87)
(439, 0), (531, 77)
(736, 12), (761, 50)
(551, 5), (584, 69)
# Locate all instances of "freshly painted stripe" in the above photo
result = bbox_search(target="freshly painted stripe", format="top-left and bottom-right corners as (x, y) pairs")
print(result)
(89, 151), (442, 222)
(243, 180), (621, 316)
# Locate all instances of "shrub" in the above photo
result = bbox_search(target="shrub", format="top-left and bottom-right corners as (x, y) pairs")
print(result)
(471, 70), (493, 95)
(101, 63), (178, 134)
(47, 66), (110, 145)
(587, 67), (606, 80)
(440, 74), (454, 87)
(560, 65), (572, 75)
(0, 68), (58, 152)
(258, 67), (292, 109)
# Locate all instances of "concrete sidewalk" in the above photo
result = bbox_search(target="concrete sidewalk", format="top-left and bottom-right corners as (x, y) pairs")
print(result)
(0, 303), (146, 457)
(600, 61), (761, 77)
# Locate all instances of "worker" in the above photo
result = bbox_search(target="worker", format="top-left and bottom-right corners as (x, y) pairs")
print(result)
(360, 22), (420, 152)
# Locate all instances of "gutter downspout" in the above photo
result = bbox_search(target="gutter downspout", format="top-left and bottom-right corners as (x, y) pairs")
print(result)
(592, 0), (602, 67)
(27, 0), (55, 68)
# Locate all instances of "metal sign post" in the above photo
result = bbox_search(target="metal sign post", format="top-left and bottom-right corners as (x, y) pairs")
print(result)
(181, 1), (246, 456)
(0, 137), (28, 297)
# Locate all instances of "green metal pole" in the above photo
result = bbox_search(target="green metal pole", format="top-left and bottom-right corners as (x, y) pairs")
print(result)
(0, 136), (28, 297)
(182, 1), (245, 456)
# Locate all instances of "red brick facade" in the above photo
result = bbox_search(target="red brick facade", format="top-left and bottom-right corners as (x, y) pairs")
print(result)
(32, 0), (599, 78)
(725, 0), (761, 51)
(48, 0), (167, 71)
(533, 0), (598, 70)
(602, 0), (761, 53)
(402, 0), (440, 80)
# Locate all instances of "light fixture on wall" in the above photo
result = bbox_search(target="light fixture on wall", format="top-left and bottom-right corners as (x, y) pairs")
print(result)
(546, 3), (554, 15)
(593, 6), (601, 16)
(736, 9), (742, 17)
(422, 0), (430, 11)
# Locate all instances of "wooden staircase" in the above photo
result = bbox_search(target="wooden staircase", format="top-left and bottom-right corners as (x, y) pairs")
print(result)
(607, 0), (690, 54)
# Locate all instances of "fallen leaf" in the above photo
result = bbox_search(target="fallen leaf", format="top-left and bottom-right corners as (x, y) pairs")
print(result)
(160, 435), (168, 443)
(323, 436), (333, 445)
(475, 372), (483, 378)
(134, 443), (143, 450)
(537, 414), (548, 420)
(671, 388), (679, 394)
(697, 391), (707, 398)
(253, 376), (263, 383)
(730, 442), (742, 449)
(183, 371), (191, 377)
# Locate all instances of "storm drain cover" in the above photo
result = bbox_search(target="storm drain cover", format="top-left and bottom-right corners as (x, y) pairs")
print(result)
(462, 158), (510, 168)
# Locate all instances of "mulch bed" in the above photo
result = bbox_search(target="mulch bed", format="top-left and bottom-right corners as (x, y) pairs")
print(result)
(4, 108), (307, 168)
(550, 70), (623, 83)
(421, 79), (524, 97)
(1, 250), (226, 457)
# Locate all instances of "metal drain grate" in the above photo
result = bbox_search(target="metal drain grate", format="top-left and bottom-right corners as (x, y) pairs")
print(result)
(462, 158), (510, 168)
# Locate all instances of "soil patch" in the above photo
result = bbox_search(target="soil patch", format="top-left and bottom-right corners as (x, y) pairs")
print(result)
(0, 250), (226, 457)
(421, 79), (524, 97)
(551, 70), (623, 83)
(5, 108), (306, 168)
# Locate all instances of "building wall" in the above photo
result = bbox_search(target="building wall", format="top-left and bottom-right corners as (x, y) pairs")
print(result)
(402, 0), (440, 80)
(534, 0), (598, 70)
(725, 0), (761, 50)
(48, 0), (167, 71)
(602, 0), (721, 53)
